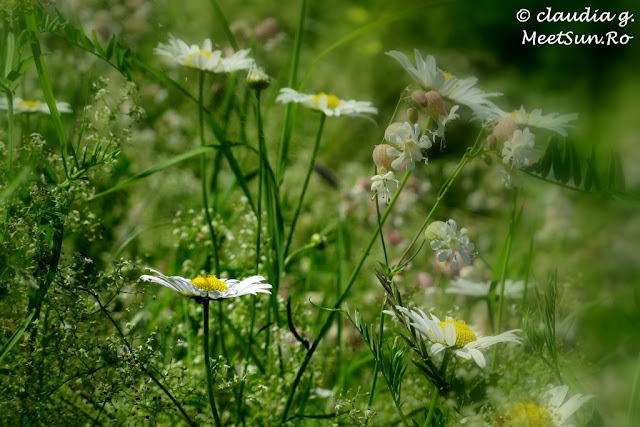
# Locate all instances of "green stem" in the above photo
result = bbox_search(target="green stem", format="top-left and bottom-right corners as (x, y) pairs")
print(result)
(208, 0), (239, 51)
(284, 113), (325, 256)
(5, 89), (13, 177)
(280, 171), (411, 423)
(365, 300), (387, 424)
(25, 13), (76, 178)
(255, 90), (265, 274)
(395, 128), (485, 268)
(277, 0), (307, 185)
(203, 300), (223, 427)
(424, 352), (450, 426)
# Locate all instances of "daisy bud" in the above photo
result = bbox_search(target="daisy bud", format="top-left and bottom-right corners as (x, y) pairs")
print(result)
(424, 90), (447, 121)
(407, 107), (419, 125)
(424, 220), (446, 242)
(247, 65), (271, 90)
(491, 117), (518, 145)
(411, 90), (429, 107)
(373, 143), (394, 173)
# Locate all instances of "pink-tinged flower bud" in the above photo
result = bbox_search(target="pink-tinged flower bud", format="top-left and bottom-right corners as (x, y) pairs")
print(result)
(411, 90), (429, 107)
(255, 17), (280, 42)
(424, 220), (446, 242)
(491, 117), (518, 145)
(373, 143), (394, 173)
(384, 122), (403, 143)
(424, 90), (447, 121)
(407, 107), (419, 125)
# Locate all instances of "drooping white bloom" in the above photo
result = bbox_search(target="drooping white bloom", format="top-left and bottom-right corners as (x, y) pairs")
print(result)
(395, 306), (521, 368)
(446, 277), (525, 299)
(476, 104), (577, 136)
(386, 49), (501, 114)
(431, 104), (460, 146)
(371, 171), (399, 204)
(502, 127), (536, 168)
(276, 88), (378, 117)
(0, 97), (72, 114)
(139, 268), (271, 300)
(429, 219), (475, 269)
(505, 385), (593, 426)
(154, 35), (254, 72)
(385, 121), (433, 171)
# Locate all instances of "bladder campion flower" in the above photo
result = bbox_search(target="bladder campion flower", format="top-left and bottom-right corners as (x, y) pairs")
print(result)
(502, 127), (536, 169)
(0, 97), (72, 114)
(371, 171), (399, 204)
(395, 306), (521, 368)
(276, 88), (378, 117)
(426, 219), (475, 270)
(384, 121), (433, 171)
(139, 268), (271, 300)
(503, 386), (593, 426)
(154, 35), (254, 73)
(386, 49), (501, 114)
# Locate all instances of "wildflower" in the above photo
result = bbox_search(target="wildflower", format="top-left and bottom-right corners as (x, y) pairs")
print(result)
(431, 104), (460, 146)
(504, 386), (593, 426)
(246, 64), (271, 90)
(502, 127), (536, 169)
(275, 88), (378, 117)
(372, 143), (394, 173)
(499, 164), (524, 189)
(446, 277), (525, 299)
(477, 105), (577, 136)
(427, 219), (475, 269)
(371, 171), (399, 204)
(0, 97), (72, 114)
(154, 35), (254, 72)
(386, 49), (501, 114)
(139, 268), (271, 300)
(384, 121), (433, 171)
(395, 307), (521, 368)
(487, 117), (518, 148)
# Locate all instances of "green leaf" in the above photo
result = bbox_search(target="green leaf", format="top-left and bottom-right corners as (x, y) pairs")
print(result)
(570, 142), (582, 186)
(90, 145), (216, 199)
(0, 311), (36, 363)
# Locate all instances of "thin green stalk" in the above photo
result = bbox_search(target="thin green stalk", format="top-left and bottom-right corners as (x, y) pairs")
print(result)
(280, 171), (411, 423)
(277, 0), (307, 185)
(491, 192), (518, 370)
(424, 352), (450, 426)
(395, 128), (486, 268)
(284, 114), (326, 256)
(5, 89), (13, 177)
(255, 90), (265, 274)
(208, 0), (239, 51)
(198, 71), (226, 362)
(203, 300), (223, 427)
(365, 299), (387, 425)
(25, 13), (76, 178)
(626, 352), (640, 427)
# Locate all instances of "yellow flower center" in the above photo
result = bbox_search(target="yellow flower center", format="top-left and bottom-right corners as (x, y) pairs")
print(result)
(191, 275), (228, 292)
(312, 92), (341, 109)
(507, 403), (552, 427)
(439, 320), (477, 348)
(199, 49), (213, 58)
(18, 100), (40, 109)
(442, 71), (453, 80)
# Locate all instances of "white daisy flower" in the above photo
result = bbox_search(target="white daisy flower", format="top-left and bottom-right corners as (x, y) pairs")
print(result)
(386, 49), (501, 114)
(370, 171), (399, 204)
(505, 385), (593, 426)
(502, 127), (536, 169)
(477, 104), (577, 136)
(446, 277), (525, 299)
(154, 35), (254, 73)
(384, 121), (433, 171)
(275, 88), (378, 118)
(395, 306), (521, 368)
(0, 97), (72, 114)
(139, 268), (271, 300)
(428, 219), (475, 270)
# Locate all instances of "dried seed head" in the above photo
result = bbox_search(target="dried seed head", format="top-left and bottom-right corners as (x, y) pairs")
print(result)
(411, 89), (429, 107)
(492, 117), (518, 145)
(373, 144), (394, 173)
(424, 90), (447, 121)
(424, 220), (447, 242)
